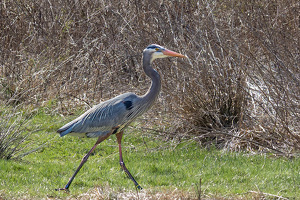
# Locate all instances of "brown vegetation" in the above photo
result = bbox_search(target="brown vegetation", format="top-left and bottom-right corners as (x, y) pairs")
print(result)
(1, 0), (299, 155)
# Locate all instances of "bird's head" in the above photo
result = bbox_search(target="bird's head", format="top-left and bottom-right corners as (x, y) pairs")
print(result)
(143, 44), (185, 62)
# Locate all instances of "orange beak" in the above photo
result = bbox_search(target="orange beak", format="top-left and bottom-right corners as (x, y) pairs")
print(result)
(163, 49), (186, 58)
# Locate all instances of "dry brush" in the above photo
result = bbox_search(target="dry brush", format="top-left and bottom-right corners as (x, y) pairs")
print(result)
(0, 0), (299, 155)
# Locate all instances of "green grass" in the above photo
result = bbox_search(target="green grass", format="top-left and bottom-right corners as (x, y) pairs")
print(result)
(0, 108), (299, 199)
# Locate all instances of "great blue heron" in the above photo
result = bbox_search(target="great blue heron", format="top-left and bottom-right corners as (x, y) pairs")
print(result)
(56, 44), (185, 191)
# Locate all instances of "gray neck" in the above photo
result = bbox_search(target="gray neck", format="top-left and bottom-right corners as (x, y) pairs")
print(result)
(141, 52), (161, 106)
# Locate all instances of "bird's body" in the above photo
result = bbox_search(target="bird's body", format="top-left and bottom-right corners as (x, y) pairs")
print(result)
(58, 92), (140, 138)
(56, 44), (185, 191)
(58, 91), (155, 138)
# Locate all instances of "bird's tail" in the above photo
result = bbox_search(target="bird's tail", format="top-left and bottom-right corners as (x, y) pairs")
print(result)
(57, 123), (75, 137)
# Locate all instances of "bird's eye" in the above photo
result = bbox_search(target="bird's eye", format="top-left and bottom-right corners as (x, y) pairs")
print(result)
(155, 48), (159, 51)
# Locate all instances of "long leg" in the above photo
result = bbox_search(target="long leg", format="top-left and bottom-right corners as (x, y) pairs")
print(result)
(116, 131), (142, 190)
(56, 132), (112, 191)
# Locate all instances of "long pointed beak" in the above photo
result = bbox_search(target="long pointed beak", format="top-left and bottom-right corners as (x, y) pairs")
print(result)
(163, 49), (186, 58)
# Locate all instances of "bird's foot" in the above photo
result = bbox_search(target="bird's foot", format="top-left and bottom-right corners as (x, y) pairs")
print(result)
(55, 187), (70, 193)
(136, 184), (143, 190)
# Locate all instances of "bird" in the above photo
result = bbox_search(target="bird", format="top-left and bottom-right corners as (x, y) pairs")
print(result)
(55, 44), (185, 191)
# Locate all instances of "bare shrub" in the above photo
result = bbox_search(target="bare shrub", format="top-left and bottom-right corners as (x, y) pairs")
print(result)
(160, 1), (300, 154)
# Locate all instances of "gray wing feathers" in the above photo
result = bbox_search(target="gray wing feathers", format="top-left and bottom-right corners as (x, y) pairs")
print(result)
(57, 93), (140, 137)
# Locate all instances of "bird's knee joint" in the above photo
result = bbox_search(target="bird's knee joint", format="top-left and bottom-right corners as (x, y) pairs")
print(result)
(82, 155), (89, 163)
(120, 161), (125, 168)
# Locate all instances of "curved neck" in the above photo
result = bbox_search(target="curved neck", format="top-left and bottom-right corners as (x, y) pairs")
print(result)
(141, 52), (161, 105)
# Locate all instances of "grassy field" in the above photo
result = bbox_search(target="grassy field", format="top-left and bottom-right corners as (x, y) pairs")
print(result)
(0, 109), (299, 199)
